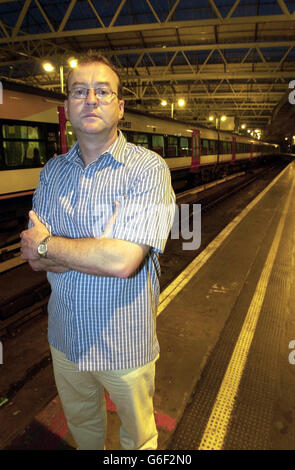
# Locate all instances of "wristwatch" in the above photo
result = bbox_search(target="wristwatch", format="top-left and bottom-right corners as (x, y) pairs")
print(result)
(37, 235), (52, 258)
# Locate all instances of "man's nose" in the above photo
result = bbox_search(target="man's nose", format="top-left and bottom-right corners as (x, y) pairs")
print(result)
(85, 88), (98, 104)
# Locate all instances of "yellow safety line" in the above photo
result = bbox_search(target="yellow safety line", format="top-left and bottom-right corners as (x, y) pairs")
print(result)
(198, 164), (295, 450)
(157, 163), (291, 317)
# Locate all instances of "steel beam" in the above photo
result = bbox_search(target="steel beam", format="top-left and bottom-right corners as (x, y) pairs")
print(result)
(1, 15), (295, 45)
(120, 71), (295, 81)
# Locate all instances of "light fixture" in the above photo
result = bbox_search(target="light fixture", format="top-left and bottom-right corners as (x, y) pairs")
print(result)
(161, 99), (168, 107)
(68, 57), (78, 68)
(209, 115), (214, 121)
(177, 98), (185, 107)
(220, 114), (227, 122)
(241, 124), (246, 129)
(43, 61), (54, 72)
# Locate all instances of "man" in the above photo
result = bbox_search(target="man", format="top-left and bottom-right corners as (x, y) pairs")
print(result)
(20, 53), (175, 450)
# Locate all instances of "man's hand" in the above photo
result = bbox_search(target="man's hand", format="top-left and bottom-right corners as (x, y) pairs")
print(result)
(28, 258), (69, 273)
(20, 210), (50, 261)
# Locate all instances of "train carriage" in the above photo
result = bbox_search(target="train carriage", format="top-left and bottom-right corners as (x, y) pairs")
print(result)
(0, 83), (278, 198)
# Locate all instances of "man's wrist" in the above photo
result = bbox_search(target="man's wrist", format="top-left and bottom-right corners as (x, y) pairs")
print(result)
(37, 234), (52, 258)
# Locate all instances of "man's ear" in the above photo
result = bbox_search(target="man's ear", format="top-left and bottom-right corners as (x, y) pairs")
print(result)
(119, 99), (125, 120)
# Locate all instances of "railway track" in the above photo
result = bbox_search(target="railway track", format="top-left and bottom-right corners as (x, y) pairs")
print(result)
(0, 162), (288, 338)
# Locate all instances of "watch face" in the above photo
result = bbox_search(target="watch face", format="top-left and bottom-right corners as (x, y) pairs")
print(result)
(38, 235), (51, 257)
(38, 243), (47, 255)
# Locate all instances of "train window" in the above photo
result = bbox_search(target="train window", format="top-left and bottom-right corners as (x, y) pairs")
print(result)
(167, 136), (178, 157)
(133, 133), (149, 148)
(66, 121), (76, 149)
(209, 140), (217, 154)
(220, 141), (232, 154)
(237, 142), (243, 153)
(179, 137), (189, 156)
(0, 147), (5, 169)
(3, 140), (47, 167)
(152, 135), (164, 157)
(188, 137), (192, 154)
(1, 121), (53, 168)
(66, 130), (76, 149)
(201, 139), (209, 155)
(3, 124), (42, 140)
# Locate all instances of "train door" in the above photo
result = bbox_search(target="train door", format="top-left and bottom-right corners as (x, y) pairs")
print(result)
(190, 129), (201, 172)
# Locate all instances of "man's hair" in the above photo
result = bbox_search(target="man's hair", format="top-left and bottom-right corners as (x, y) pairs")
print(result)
(66, 51), (123, 99)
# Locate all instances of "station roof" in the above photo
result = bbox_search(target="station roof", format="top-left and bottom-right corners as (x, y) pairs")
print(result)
(1, 0), (295, 142)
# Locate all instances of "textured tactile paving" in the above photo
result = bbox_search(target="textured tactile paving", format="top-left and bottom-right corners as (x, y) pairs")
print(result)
(168, 185), (294, 450)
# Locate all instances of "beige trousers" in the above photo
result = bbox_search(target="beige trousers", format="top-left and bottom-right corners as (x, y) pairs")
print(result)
(50, 346), (158, 450)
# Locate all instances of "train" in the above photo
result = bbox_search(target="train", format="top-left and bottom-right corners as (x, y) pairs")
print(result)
(0, 81), (279, 198)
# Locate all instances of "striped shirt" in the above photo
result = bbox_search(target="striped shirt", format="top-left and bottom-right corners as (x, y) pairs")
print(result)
(32, 130), (175, 371)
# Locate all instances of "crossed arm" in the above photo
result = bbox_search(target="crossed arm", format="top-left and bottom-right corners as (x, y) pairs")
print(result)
(20, 207), (150, 278)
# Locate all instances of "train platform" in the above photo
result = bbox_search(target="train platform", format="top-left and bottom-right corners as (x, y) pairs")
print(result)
(3, 161), (295, 452)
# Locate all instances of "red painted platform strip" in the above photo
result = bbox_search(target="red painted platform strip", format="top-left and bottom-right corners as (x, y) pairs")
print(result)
(105, 392), (117, 412)
(105, 392), (177, 432)
(25, 393), (177, 449)
(36, 397), (69, 438)
(155, 412), (177, 432)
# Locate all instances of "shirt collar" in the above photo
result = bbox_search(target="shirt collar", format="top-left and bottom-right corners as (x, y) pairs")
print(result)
(65, 130), (127, 166)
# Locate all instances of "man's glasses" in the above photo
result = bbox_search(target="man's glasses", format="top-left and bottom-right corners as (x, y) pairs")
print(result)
(69, 86), (118, 103)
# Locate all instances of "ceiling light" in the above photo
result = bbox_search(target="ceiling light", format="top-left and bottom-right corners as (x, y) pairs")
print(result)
(68, 57), (78, 68)
(43, 62), (54, 72)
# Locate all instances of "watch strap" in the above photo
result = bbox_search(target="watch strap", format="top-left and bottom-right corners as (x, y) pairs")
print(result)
(38, 235), (52, 258)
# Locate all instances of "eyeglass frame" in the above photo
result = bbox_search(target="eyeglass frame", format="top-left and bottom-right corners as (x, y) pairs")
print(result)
(68, 86), (119, 102)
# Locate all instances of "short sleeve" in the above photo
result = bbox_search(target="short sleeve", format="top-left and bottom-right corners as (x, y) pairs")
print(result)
(29, 165), (52, 232)
(113, 162), (176, 253)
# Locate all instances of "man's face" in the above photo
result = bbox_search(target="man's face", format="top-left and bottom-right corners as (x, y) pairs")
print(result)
(64, 63), (124, 138)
